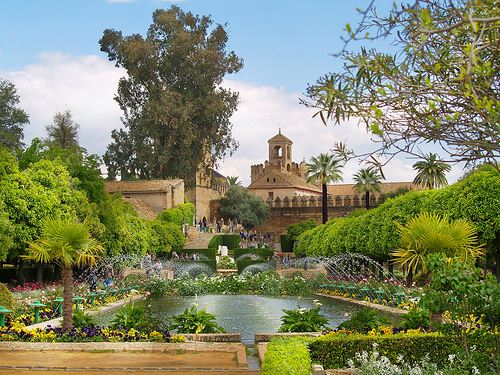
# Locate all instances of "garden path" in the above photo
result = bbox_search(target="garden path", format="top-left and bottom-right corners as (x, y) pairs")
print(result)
(184, 231), (216, 249)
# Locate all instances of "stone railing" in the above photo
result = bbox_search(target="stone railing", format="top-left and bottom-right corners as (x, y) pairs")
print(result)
(265, 194), (383, 208)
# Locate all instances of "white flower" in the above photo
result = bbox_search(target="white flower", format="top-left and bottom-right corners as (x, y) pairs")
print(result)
(448, 354), (455, 363)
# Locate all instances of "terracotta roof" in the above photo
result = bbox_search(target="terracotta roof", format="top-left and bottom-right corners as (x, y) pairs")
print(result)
(125, 198), (157, 220)
(268, 131), (292, 144)
(327, 181), (417, 196)
(248, 170), (321, 193)
(104, 179), (183, 193)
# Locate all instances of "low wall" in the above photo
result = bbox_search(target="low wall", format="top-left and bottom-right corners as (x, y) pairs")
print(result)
(183, 333), (241, 342)
(254, 332), (322, 343)
(315, 293), (407, 316)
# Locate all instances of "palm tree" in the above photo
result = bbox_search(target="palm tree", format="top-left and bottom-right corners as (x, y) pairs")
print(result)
(45, 110), (80, 149)
(412, 153), (451, 189)
(353, 168), (382, 209)
(23, 220), (103, 330)
(227, 176), (241, 187)
(391, 212), (483, 285)
(306, 153), (343, 224)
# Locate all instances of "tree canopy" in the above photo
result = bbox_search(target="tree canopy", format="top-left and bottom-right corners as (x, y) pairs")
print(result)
(219, 186), (269, 229)
(100, 6), (243, 183)
(0, 78), (29, 150)
(304, 0), (499, 169)
(45, 110), (80, 149)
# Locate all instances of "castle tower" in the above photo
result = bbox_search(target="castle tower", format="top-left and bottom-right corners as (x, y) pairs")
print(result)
(268, 129), (293, 173)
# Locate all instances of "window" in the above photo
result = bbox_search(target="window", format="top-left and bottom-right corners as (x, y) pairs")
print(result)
(267, 178), (269, 182)
(286, 164), (291, 172)
(274, 145), (282, 158)
(268, 192), (274, 199)
(273, 178), (276, 183)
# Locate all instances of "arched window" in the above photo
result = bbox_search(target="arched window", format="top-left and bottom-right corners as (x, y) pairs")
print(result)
(286, 164), (291, 172)
(274, 145), (282, 158)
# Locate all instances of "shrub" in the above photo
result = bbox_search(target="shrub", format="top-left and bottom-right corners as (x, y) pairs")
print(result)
(110, 303), (145, 329)
(217, 256), (235, 269)
(280, 234), (294, 252)
(208, 235), (241, 250)
(261, 336), (312, 375)
(400, 308), (431, 330)
(337, 308), (387, 333)
(157, 203), (195, 226)
(279, 302), (329, 333)
(169, 305), (225, 334)
(309, 332), (496, 370)
(72, 310), (96, 329)
(0, 283), (14, 311)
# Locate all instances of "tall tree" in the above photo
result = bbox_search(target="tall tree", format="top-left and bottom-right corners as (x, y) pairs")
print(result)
(353, 168), (382, 209)
(304, 0), (499, 169)
(100, 7), (243, 183)
(45, 110), (80, 149)
(0, 78), (29, 150)
(227, 176), (241, 187)
(306, 153), (343, 224)
(24, 220), (103, 330)
(219, 186), (269, 229)
(413, 152), (451, 189)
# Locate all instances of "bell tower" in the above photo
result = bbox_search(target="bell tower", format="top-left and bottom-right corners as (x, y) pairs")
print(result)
(268, 129), (293, 173)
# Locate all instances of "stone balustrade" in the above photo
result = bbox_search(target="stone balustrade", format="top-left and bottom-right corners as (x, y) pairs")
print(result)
(265, 194), (382, 208)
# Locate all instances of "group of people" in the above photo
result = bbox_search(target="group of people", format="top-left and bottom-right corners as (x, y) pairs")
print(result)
(197, 216), (240, 233)
(170, 251), (200, 261)
(142, 253), (163, 278)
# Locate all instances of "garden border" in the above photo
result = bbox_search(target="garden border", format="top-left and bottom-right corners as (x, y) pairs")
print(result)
(315, 293), (407, 316)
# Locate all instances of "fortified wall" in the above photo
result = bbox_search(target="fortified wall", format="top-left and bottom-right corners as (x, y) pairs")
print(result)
(256, 193), (383, 235)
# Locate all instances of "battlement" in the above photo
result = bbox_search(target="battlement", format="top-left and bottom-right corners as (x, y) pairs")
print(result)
(264, 194), (383, 208)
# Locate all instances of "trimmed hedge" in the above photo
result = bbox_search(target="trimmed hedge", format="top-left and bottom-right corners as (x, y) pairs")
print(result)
(309, 332), (496, 369)
(280, 234), (294, 252)
(208, 234), (241, 250)
(261, 336), (312, 375)
(178, 248), (216, 260)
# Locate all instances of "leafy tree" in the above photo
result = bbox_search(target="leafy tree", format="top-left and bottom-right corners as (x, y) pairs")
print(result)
(0, 78), (29, 150)
(391, 212), (484, 284)
(45, 110), (80, 149)
(306, 153), (343, 224)
(227, 176), (241, 187)
(353, 168), (382, 209)
(23, 220), (103, 330)
(219, 186), (269, 229)
(413, 152), (451, 189)
(304, 0), (499, 169)
(100, 6), (243, 183)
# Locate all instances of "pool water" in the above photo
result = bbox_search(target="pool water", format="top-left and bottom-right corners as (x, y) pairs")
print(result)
(96, 294), (359, 344)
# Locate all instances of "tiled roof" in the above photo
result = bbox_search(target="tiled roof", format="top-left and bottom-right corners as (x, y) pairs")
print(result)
(327, 181), (417, 196)
(248, 170), (321, 193)
(268, 132), (292, 144)
(104, 179), (183, 193)
(125, 198), (157, 220)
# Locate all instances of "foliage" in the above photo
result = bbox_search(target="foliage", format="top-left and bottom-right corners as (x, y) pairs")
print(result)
(413, 153), (451, 189)
(0, 283), (14, 311)
(0, 78), (29, 150)
(304, 0), (499, 168)
(353, 168), (382, 209)
(226, 176), (241, 187)
(307, 153), (344, 223)
(309, 332), (496, 371)
(280, 234), (294, 252)
(110, 303), (145, 330)
(379, 187), (411, 201)
(296, 167), (500, 263)
(337, 308), (387, 333)
(399, 308), (431, 330)
(45, 110), (79, 149)
(72, 310), (96, 329)
(219, 186), (269, 229)
(208, 235), (241, 250)
(100, 6), (243, 182)
(149, 220), (185, 254)
(169, 305), (225, 334)
(287, 219), (317, 243)
(279, 300), (329, 333)
(391, 212), (484, 277)
(261, 336), (312, 375)
(217, 256), (235, 270)
(157, 203), (195, 226)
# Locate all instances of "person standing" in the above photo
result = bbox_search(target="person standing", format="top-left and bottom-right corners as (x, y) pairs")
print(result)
(202, 216), (207, 232)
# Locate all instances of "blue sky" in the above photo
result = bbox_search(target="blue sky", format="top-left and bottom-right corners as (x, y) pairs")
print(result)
(0, 0), (462, 184)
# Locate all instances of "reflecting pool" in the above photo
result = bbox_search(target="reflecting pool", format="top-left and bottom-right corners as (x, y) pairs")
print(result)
(96, 294), (360, 344)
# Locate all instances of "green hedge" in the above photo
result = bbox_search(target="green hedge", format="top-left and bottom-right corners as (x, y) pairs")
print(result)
(236, 259), (274, 274)
(178, 248), (216, 260)
(234, 248), (274, 260)
(208, 234), (241, 250)
(309, 332), (496, 369)
(280, 234), (294, 252)
(157, 203), (195, 226)
(261, 336), (312, 375)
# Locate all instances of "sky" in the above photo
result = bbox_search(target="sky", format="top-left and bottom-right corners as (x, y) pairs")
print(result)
(0, 0), (464, 185)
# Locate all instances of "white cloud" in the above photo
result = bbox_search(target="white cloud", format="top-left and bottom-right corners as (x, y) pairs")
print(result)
(2, 52), (463, 185)
(3, 52), (125, 157)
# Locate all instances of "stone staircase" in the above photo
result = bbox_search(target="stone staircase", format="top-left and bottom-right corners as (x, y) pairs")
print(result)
(184, 230), (216, 249)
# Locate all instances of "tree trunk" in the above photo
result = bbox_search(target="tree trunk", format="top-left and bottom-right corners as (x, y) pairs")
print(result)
(406, 268), (413, 287)
(62, 267), (74, 331)
(322, 183), (328, 224)
(365, 191), (370, 210)
(17, 258), (26, 286)
(36, 264), (44, 282)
